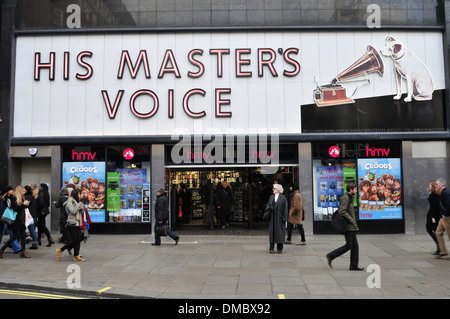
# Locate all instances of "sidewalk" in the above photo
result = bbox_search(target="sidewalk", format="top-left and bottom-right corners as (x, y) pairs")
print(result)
(0, 231), (449, 299)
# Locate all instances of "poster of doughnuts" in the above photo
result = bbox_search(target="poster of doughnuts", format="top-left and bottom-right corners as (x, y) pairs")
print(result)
(62, 162), (106, 223)
(357, 158), (402, 220)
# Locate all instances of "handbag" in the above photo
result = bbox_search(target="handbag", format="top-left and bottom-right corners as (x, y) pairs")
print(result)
(331, 209), (346, 234)
(155, 224), (168, 236)
(25, 208), (34, 228)
(0, 207), (17, 226)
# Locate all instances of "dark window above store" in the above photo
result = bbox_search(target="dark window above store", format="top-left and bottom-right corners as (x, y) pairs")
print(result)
(15, 0), (444, 30)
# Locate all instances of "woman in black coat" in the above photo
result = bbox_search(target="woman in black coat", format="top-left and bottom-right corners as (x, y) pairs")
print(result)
(37, 183), (54, 247)
(24, 185), (38, 249)
(0, 185), (30, 258)
(265, 184), (288, 254)
(427, 180), (441, 255)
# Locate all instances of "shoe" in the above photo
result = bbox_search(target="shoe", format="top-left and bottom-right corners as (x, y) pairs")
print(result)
(74, 255), (86, 262)
(46, 238), (55, 247)
(56, 248), (62, 261)
(436, 253), (449, 259)
(349, 266), (364, 271)
(433, 250), (440, 256)
(20, 251), (30, 258)
(0, 248), (3, 258)
(151, 243), (160, 246)
(269, 250), (275, 254)
(175, 238), (179, 245)
(277, 250), (282, 254)
(285, 240), (292, 244)
(296, 241), (306, 245)
(29, 244), (38, 250)
(326, 254), (333, 268)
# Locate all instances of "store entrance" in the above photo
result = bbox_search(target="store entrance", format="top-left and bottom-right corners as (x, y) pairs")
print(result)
(165, 166), (298, 231)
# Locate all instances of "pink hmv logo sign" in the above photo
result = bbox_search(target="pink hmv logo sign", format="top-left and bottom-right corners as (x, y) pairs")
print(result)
(328, 146), (340, 158)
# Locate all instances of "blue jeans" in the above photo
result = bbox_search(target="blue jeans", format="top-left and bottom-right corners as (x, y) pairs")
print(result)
(28, 218), (38, 244)
(0, 223), (21, 252)
(154, 220), (179, 245)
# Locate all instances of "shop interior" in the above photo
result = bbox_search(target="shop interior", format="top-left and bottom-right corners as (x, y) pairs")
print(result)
(166, 166), (298, 230)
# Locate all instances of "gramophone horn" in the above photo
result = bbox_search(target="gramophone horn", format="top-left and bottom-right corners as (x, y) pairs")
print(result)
(333, 45), (384, 84)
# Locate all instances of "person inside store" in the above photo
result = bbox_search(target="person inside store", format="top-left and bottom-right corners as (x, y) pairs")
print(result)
(435, 178), (450, 259)
(265, 183), (288, 254)
(326, 181), (364, 271)
(177, 183), (191, 224)
(286, 185), (306, 245)
(426, 180), (441, 255)
(153, 188), (179, 246)
(216, 181), (233, 229)
(199, 180), (212, 225)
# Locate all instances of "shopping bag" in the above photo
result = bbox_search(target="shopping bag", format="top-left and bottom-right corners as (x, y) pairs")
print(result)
(25, 208), (34, 227)
(331, 210), (346, 234)
(0, 207), (17, 226)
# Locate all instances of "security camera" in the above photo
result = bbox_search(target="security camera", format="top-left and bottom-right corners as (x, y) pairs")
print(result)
(29, 148), (38, 157)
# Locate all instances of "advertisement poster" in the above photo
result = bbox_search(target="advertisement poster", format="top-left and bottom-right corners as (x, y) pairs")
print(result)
(117, 169), (147, 222)
(62, 162), (106, 223)
(316, 166), (344, 220)
(357, 158), (402, 220)
(107, 172), (121, 211)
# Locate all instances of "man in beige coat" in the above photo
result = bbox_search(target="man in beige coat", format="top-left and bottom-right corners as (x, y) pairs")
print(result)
(286, 186), (306, 245)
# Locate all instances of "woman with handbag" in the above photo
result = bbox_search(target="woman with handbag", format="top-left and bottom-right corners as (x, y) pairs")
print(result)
(56, 189), (86, 261)
(0, 185), (31, 258)
(265, 184), (288, 254)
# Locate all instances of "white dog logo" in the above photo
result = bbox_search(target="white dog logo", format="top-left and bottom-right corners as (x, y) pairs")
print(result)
(380, 36), (434, 102)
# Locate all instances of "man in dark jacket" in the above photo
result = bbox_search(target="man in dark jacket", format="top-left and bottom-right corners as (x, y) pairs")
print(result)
(216, 181), (233, 229)
(435, 178), (450, 258)
(153, 188), (179, 246)
(37, 183), (54, 247)
(326, 182), (364, 271)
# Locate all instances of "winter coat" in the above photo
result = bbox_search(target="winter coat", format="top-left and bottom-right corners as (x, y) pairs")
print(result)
(63, 197), (83, 227)
(288, 190), (303, 225)
(266, 194), (288, 244)
(427, 192), (440, 230)
(3, 195), (27, 232)
(439, 188), (450, 217)
(37, 188), (50, 216)
(155, 192), (169, 221)
(216, 186), (233, 210)
(25, 190), (38, 219)
(54, 195), (69, 223)
(338, 192), (358, 232)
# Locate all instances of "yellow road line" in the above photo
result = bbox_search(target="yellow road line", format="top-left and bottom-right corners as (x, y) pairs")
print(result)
(0, 288), (85, 299)
(278, 294), (286, 299)
(97, 287), (112, 295)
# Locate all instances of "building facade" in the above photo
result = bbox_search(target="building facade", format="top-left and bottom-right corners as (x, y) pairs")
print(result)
(1, 0), (450, 235)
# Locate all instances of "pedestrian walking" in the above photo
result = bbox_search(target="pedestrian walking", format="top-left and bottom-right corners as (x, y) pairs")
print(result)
(152, 188), (179, 246)
(0, 185), (31, 258)
(53, 187), (70, 245)
(24, 185), (39, 250)
(37, 183), (54, 247)
(216, 181), (233, 229)
(265, 184), (288, 254)
(426, 180), (441, 255)
(56, 189), (86, 261)
(326, 181), (364, 270)
(286, 185), (306, 245)
(435, 178), (450, 259)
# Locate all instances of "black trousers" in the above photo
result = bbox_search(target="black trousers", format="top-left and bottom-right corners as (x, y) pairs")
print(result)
(61, 225), (81, 256)
(327, 231), (359, 268)
(286, 223), (306, 242)
(2, 229), (26, 252)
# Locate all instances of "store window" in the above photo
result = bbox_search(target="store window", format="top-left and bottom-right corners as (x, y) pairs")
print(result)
(312, 142), (403, 227)
(106, 146), (150, 223)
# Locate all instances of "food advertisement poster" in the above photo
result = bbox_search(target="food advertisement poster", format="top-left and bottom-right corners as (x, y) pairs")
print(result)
(357, 158), (402, 220)
(62, 162), (106, 223)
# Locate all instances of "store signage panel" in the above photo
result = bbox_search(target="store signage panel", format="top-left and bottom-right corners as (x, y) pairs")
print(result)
(13, 31), (445, 138)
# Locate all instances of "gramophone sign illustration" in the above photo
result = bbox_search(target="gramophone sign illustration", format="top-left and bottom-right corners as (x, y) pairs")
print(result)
(313, 45), (385, 107)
